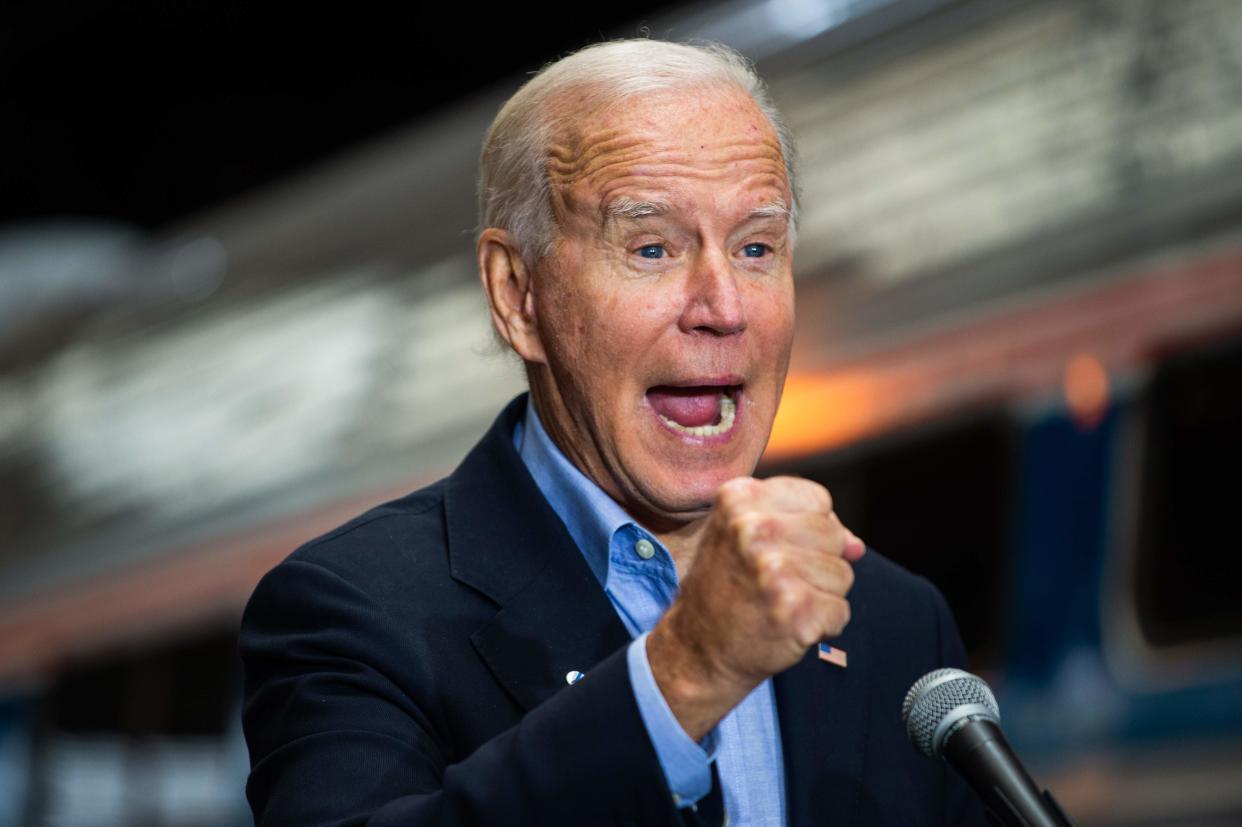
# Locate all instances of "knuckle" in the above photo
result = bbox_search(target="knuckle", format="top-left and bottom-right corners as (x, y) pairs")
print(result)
(825, 514), (853, 558)
(770, 582), (805, 625)
(774, 475), (833, 513)
(754, 549), (785, 584)
(816, 484), (834, 514)
(732, 511), (777, 547)
(728, 513), (753, 546)
(814, 557), (842, 591)
(817, 595), (851, 638)
(789, 618), (818, 648)
(837, 597), (852, 628)
(836, 558), (856, 593)
(717, 476), (758, 510)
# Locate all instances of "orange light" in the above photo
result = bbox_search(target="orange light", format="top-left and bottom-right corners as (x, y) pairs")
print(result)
(1063, 353), (1109, 428)
(764, 371), (880, 461)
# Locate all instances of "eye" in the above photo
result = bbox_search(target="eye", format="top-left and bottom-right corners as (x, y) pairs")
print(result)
(742, 243), (770, 258)
(637, 244), (666, 259)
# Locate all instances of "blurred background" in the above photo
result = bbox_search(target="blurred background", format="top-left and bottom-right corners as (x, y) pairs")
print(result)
(2, 0), (1240, 824)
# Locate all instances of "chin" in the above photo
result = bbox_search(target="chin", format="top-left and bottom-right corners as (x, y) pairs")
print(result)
(641, 459), (759, 518)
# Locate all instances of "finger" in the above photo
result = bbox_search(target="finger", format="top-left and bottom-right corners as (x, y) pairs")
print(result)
(763, 544), (855, 598)
(817, 591), (852, 639)
(735, 510), (852, 558)
(718, 475), (832, 515)
(843, 530), (866, 562)
(753, 559), (827, 646)
(772, 586), (852, 649)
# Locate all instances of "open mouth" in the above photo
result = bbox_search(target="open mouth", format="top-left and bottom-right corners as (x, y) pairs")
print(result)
(645, 384), (741, 438)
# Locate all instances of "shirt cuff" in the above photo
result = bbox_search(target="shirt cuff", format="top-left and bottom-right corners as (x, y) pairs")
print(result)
(626, 631), (719, 808)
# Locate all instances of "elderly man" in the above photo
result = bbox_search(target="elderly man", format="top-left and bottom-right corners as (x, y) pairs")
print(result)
(241, 39), (986, 827)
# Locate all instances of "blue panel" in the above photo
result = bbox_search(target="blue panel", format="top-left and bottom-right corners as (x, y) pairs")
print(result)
(1006, 409), (1116, 685)
(0, 698), (32, 827)
(1001, 402), (1242, 761)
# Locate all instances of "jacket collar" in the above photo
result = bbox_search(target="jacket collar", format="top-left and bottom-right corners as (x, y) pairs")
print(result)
(444, 394), (631, 711)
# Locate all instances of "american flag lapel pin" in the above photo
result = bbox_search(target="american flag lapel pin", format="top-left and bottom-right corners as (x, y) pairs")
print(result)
(818, 642), (847, 669)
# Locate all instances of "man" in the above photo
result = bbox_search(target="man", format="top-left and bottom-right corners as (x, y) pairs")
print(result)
(241, 39), (986, 826)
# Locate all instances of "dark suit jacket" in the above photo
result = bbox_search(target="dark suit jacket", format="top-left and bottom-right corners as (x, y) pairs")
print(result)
(241, 394), (988, 826)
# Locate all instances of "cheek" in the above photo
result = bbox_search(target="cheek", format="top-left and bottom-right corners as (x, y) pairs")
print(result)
(549, 283), (669, 363)
(747, 283), (796, 357)
(538, 286), (626, 387)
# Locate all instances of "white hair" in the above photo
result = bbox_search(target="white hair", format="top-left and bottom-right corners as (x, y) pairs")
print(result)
(477, 38), (799, 262)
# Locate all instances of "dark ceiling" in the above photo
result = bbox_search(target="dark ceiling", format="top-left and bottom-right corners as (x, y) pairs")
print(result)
(1, 0), (683, 231)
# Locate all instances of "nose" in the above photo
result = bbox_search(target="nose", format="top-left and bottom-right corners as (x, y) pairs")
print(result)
(678, 250), (747, 336)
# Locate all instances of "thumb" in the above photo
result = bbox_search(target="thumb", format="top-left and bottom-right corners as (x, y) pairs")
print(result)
(843, 531), (866, 562)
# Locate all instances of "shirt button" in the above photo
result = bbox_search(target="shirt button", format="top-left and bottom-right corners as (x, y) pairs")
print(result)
(634, 538), (655, 560)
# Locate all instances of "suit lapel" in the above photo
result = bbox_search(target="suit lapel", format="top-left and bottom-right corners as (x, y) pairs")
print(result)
(444, 395), (871, 825)
(774, 619), (871, 827)
(469, 554), (631, 711)
(445, 395), (631, 711)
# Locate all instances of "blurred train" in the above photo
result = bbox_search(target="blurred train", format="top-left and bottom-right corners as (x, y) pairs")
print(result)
(768, 246), (1242, 825)
(1, 0), (1241, 824)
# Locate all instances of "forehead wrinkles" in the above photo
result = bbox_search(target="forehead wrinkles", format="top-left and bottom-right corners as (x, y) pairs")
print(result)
(548, 127), (786, 222)
(552, 134), (783, 184)
(543, 83), (786, 216)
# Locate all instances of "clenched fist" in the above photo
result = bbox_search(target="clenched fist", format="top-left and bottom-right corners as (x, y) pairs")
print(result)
(648, 476), (864, 740)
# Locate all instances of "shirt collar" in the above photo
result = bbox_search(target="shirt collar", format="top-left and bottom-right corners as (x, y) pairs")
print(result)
(515, 397), (639, 587)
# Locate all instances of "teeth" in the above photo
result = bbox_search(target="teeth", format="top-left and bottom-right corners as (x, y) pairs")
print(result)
(658, 394), (736, 437)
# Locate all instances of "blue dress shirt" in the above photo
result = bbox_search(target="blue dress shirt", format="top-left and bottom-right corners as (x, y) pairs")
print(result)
(515, 400), (787, 826)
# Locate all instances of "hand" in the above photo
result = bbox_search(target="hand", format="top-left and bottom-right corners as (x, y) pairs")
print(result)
(647, 476), (864, 740)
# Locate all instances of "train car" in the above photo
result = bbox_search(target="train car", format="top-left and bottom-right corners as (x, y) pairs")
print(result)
(1, 1), (1240, 824)
(765, 246), (1242, 824)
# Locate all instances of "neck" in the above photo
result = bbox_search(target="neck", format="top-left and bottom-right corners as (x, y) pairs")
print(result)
(655, 518), (708, 581)
(527, 376), (711, 580)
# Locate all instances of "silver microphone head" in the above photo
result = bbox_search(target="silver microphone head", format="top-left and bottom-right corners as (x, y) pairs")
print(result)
(902, 668), (1000, 759)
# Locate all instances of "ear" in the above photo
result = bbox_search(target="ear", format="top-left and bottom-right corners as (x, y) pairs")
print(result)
(477, 228), (547, 364)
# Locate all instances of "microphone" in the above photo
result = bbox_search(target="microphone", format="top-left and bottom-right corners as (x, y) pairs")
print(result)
(902, 668), (1076, 827)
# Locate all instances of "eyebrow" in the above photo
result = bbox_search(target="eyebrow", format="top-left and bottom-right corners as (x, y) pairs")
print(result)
(602, 196), (792, 223)
(747, 199), (791, 221)
(604, 197), (670, 220)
